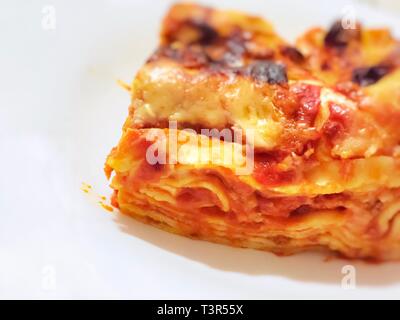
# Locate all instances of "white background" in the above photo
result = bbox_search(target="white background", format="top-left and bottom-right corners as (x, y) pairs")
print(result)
(1, 0), (400, 299)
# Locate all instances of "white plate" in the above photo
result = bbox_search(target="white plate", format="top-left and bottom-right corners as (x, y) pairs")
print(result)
(1, 0), (400, 299)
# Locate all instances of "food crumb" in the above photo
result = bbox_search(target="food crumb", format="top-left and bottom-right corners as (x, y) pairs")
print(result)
(81, 182), (114, 212)
(81, 182), (93, 193)
(99, 201), (114, 212)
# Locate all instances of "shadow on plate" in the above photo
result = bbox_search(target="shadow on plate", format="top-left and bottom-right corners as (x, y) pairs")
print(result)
(115, 212), (400, 286)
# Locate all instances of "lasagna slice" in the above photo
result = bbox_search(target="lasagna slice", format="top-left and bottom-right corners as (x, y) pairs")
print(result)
(105, 3), (400, 260)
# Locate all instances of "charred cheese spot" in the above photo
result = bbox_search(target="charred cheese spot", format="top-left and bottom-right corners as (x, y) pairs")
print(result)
(280, 46), (305, 64)
(352, 64), (392, 86)
(245, 61), (288, 84)
(191, 21), (219, 45)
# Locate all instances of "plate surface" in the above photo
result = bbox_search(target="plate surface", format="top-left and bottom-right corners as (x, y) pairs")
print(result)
(1, 0), (400, 299)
